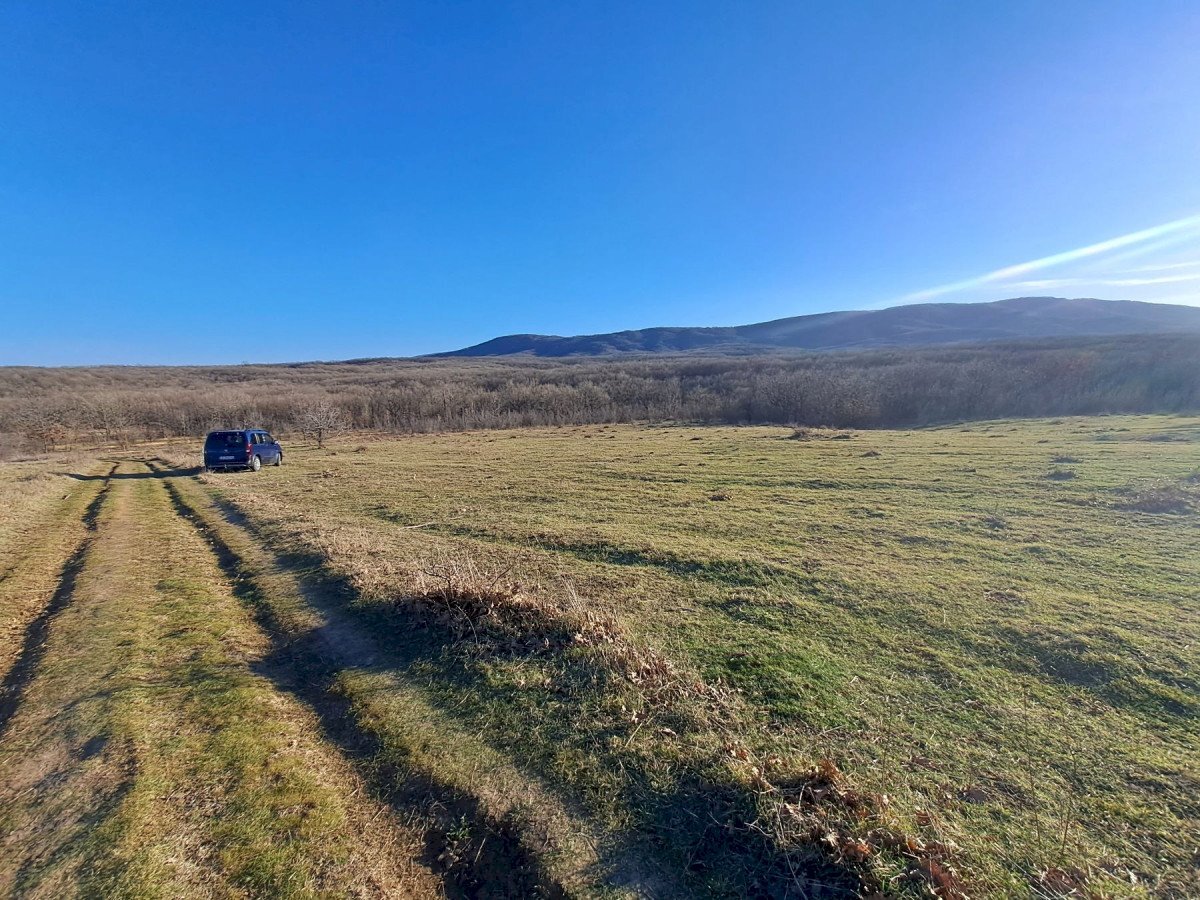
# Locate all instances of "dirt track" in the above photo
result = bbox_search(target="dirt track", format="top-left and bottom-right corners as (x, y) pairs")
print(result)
(0, 461), (475, 897)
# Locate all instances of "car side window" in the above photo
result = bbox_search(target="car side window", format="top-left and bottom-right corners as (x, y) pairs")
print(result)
(264, 433), (274, 443)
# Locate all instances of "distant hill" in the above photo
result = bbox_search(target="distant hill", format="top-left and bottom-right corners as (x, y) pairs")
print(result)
(436, 297), (1200, 357)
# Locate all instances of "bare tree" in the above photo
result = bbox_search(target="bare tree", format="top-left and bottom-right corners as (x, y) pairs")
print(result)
(301, 399), (348, 449)
(0, 335), (1197, 438)
(86, 394), (133, 447)
(10, 401), (67, 452)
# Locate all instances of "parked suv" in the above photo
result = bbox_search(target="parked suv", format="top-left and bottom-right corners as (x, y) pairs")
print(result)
(203, 429), (283, 472)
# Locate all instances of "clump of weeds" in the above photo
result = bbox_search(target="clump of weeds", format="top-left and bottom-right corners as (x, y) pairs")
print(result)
(1114, 483), (1196, 514)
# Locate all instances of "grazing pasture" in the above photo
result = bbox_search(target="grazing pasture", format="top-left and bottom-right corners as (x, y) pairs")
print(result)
(1, 415), (1196, 897)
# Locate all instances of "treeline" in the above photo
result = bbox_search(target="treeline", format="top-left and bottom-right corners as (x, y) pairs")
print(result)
(2, 334), (1198, 451)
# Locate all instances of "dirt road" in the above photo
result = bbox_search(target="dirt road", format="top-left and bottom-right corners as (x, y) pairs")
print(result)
(0, 461), (446, 898)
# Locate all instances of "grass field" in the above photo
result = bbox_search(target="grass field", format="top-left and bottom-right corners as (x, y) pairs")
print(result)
(1, 415), (1197, 897)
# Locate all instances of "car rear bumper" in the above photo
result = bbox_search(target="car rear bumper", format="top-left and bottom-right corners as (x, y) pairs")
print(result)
(204, 455), (251, 468)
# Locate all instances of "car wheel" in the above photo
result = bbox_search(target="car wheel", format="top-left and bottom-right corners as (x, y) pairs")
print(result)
(275, 452), (283, 467)
(250, 455), (261, 472)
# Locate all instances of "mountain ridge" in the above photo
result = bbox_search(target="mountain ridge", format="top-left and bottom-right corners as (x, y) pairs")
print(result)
(435, 297), (1200, 357)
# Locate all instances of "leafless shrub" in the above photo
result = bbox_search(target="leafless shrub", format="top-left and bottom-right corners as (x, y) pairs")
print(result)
(300, 400), (348, 449)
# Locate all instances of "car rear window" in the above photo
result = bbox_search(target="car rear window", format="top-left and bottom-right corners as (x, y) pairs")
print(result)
(205, 432), (245, 448)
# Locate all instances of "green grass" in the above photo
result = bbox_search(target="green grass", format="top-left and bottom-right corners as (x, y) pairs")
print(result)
(0, 456), (110, 668)
(0, 465), (435, 898)
(177, 415), (1199, 897)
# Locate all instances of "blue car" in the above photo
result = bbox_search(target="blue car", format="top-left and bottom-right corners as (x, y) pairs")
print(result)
(203, 429), (283, 472)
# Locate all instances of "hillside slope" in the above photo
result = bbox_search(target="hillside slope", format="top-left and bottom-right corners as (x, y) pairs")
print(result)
(438, 297), (1200, 356)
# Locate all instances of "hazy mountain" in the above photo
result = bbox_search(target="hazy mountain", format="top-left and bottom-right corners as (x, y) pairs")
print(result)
(436, 297), (1200, 357)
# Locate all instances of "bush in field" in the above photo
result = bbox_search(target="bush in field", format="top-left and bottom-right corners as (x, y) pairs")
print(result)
(300, 400), (348, 449)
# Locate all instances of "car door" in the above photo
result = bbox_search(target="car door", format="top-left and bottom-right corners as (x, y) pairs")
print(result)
(263, 432), (280, 463)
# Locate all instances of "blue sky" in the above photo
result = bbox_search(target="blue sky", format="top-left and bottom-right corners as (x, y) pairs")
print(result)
(2, 1), (1199, 364)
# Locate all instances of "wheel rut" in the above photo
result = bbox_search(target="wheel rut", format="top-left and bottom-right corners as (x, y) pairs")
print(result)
(0, 464), (117, 739)
(151, 459), (571, 899)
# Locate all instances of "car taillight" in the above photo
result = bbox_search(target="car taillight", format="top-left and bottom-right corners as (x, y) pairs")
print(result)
(246, 442), (252, 454)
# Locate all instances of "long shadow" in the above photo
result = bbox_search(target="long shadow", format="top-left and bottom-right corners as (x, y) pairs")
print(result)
(152, 465), (566, 899)
(373, 512), (815, 592)
(160, 467), (864, 898)
(0, 467), (116, 739)
(994, 624), (1200, 723)
(337, 593), (864, 898)
(60, 465), (201, 481)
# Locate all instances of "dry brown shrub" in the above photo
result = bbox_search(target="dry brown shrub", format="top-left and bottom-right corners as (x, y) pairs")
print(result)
(1117, 484), (1195, 514)
(394, 554), (720, 710)
(727, 748), (971, 899)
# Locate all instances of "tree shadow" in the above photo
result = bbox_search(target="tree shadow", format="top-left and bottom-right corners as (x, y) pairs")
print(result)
(186, 490), (863, 897)
(59, 465), (202, 481)
(156, 472), (567, 898)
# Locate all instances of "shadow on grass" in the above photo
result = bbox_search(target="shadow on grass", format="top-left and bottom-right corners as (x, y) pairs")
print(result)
(59, 463), (202, 481)
(0, 465), (116, 739)
(154, 466), (568, 899)
(996, 626), (1200, 723)
(162, 467), (864, 898)
(372, 511), (807, 592)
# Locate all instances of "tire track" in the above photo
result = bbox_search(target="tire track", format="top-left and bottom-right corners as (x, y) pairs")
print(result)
(0, 464), (117, 739)
(150, 460), (567, 899)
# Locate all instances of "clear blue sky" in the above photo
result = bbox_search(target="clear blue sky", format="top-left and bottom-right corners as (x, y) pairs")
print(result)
(3, 1), (1199, 365)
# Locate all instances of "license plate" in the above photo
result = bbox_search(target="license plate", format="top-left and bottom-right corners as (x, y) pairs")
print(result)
(219, 455), (234, 460)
